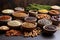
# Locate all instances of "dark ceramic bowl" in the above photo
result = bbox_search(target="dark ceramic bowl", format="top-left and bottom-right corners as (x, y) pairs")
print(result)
(2, 9), (14, 16)
(21, 22), (37, 31)
(29, 10), (38, 17)
(0, 26), (10, 34)
(36, 14), (51, 20)
(51, 16), (60, 26)
(48, 10), (60, 16)
(24, 17), (37, 23)
(38, 19), (52, 29)
(51, 20), (60, 26)
(12, 11), (29, 20)
(43, 25), (57, 35)
(7, 20), (23, 30)
(0, 17), (12, 26)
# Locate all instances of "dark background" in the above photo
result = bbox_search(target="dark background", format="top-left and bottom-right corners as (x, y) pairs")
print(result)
(0, 0), (60, 11)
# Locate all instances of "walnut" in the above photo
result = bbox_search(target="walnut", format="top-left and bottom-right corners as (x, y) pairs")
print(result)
(6, 29), (21, 36)
(23, 28), (41, 37)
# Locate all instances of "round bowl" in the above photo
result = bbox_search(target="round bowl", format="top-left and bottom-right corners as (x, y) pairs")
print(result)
(29, 10), (38, 17)
(0, 15), (12, 25)
(38, 19), (52, 29)
(43, 25), (57, 35)
(21, 22), (37, 31)
(12, 11), (29, 20)
(24, 17), (37, 23)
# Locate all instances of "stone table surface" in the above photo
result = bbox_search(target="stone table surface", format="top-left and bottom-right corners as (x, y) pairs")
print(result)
(0, 30), (60, 40)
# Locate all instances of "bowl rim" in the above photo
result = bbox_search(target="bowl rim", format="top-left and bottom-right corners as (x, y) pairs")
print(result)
(2, 9), (14, 14)
(51, 5), (60, 10)
(12, 11), (29, 17)
(7, 20), (23, 27)
(24, 16), (37, 22)
(0, 15), (12, 21)
(14, 7), (24, 11)
(38, 19), (52, 25)
(21, 22), (37, 28)
(43, 25), (57, 31)
(36, 14), (51, 19)
(51, 16), (60, 22)
(29, 10), (38, 14)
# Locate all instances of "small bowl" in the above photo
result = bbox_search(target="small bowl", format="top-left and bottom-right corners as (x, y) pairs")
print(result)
(38, 9), (49, 14)
(51, 15), (60, 26)
(0, 26), (10, 34)
(43, 25), (57, 35)
(0, 15), (12, 25)
(51, 5), (60, 10)
(36, 14), (51, 20)
(14, 7), (25, 11)
(38, 19), (52, 29)
(29, 10), (38, 17)
(2, 9), (14, 16)
(7, 20), (23, 30)
(24, 17), (37, 23)
(48, 10), (60, 16)
(21, 22), (37, 31)
(12, 11), (29, 20)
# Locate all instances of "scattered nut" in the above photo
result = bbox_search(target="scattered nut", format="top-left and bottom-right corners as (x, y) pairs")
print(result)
(6, 29), (21, 36)
(23, 28), (41, 37)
